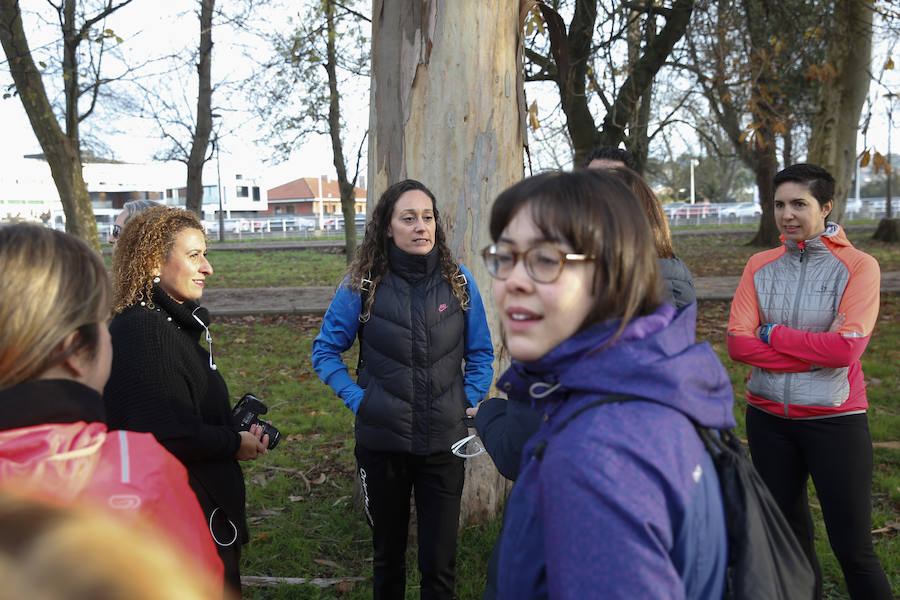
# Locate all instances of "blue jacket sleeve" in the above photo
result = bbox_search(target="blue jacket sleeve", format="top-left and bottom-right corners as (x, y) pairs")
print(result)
(474, 396), (541, 480)
(460, 264), (494, 407)
(311, 282), (365, 413)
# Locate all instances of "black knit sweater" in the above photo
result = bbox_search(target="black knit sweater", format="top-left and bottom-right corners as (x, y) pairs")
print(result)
(103, 285), (247, 542)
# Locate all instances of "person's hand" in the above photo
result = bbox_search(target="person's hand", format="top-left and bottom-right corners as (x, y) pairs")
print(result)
(465, 406), (478, 418)
(235, 424), (269, 460)
(828, 313), (845, 333)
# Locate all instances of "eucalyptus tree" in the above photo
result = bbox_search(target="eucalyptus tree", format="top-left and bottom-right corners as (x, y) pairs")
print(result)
(369, 0), (523, 525)
(0, 0), (135, 251)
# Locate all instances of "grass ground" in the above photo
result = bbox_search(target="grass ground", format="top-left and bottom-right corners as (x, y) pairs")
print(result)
(209, 232), (900, 599)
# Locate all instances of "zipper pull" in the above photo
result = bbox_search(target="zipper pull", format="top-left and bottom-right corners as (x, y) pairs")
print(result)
(798, 240), (806, 263)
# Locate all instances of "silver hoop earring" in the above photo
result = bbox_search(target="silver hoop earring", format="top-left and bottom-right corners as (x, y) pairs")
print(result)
(153, 276), (161, 284)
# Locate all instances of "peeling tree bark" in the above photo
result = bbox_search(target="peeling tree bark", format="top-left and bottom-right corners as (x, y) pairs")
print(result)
(368, 0), (524, 525)
(806, 0), (872, 225)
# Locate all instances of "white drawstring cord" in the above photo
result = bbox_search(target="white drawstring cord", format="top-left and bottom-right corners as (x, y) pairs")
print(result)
(208, 507), (238, 546)
(191, 307), (217, 371)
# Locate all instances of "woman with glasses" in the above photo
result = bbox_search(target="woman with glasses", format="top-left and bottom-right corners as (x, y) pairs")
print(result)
(312, 179), (494, 600)
(103, 206), (269, 596)
(0, 224), (222, 585)
(481, 170), (734, 599)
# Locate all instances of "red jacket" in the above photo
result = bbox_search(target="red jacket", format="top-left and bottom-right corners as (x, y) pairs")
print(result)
(0, 380), (223, 585)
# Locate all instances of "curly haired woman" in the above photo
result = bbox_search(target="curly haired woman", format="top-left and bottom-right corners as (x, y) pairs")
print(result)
(103, 206), (269, 597)
(312, 179), (494, 599)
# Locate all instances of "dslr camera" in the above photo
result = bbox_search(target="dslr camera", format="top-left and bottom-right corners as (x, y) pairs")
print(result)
(232, 393), (281, 450)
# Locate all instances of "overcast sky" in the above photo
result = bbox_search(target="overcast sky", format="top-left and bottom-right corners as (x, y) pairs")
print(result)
(1, 2), (897, 190)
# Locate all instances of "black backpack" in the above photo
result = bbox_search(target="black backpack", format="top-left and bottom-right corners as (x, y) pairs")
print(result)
(532, 394), (815, 600)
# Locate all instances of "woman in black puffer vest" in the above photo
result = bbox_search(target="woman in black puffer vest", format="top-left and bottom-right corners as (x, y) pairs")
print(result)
(313, 180), (494, 600)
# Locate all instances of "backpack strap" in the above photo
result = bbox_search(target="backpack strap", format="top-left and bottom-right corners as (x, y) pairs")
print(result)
(532, 393), (641, 460)
(355, 281), (371, 375)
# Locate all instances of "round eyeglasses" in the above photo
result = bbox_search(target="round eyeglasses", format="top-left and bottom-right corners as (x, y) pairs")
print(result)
(481, 242), (594, 284)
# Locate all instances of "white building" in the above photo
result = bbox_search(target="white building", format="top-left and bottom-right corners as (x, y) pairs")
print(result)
(0, 154), (267, 224)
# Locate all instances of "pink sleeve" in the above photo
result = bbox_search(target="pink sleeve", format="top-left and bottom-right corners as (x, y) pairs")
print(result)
(727, 334), (811, 372)
(769, 328), (871, 368)
(727, 250), (810, 372)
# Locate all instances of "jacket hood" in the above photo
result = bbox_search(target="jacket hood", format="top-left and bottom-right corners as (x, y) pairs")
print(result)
(498, 302), (735, 430)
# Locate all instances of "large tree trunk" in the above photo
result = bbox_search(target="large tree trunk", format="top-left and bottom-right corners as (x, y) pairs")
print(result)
(625, 6), (653, 174)
(748, 148), (780, 247)
(806, 0), (872, 225)
(185, 0), (214, 217)
(369, 0), (524, 525)
(0, 0), (99, 251)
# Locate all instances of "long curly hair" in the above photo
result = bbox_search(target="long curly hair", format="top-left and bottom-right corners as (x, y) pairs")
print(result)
(347, 179), (468, 322)
(112, 206), (205, 312)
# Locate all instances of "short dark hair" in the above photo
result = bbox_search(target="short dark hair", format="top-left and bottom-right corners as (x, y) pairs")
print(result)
(583, 146), (636, 170)
(773, 163), (835, 208)
(489, 170), (662, 338)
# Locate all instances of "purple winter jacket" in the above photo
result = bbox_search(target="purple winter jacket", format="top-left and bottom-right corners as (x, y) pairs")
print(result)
(494, 302), (735, 600)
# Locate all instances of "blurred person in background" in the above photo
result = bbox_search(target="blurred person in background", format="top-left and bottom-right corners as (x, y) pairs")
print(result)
(605, 166), (695, 309)
(108, 199), (160, 245)
(582, 145), (636, 170)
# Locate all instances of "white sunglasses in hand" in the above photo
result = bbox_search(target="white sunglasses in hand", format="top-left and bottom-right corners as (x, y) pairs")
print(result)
(451, 434), (485, 458)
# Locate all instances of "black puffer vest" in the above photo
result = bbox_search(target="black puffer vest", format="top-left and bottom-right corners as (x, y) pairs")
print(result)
(356, 245), (468, 455)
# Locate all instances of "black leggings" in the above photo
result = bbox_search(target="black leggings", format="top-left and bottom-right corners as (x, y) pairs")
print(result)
(355, 445), (465, 600)
(746, 407), (893, 600)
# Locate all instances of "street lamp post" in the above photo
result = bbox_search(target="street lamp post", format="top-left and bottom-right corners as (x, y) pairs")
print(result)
(886, 92), (895, 220)
(214, 136), (225, 242)
(689, 159), (698, 205)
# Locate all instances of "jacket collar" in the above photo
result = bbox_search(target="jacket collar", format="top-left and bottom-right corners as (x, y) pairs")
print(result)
(499, 303), (676, 403)
(782, 221), (847, 256)
(388, 243), (440, 284)
(0, 379), (105, 429)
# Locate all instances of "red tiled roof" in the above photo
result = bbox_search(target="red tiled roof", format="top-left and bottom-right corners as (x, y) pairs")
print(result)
(267, 177), (367, 202)
(267, 178), (315, 201)
(300, 177), (367, 199)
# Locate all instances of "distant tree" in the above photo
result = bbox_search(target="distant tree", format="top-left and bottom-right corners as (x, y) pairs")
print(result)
(523, 0), (695, 172)
(684, 0), (829, 246)
(254, 0), (368, 262)
(183, 0), (214, 217)
(0, 0), (135, 251)
(806, 0), (873, 226)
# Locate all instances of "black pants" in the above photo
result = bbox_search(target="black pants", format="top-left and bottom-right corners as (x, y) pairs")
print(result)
(746, 407), (893, 600)
(355, 445), (465, 600)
